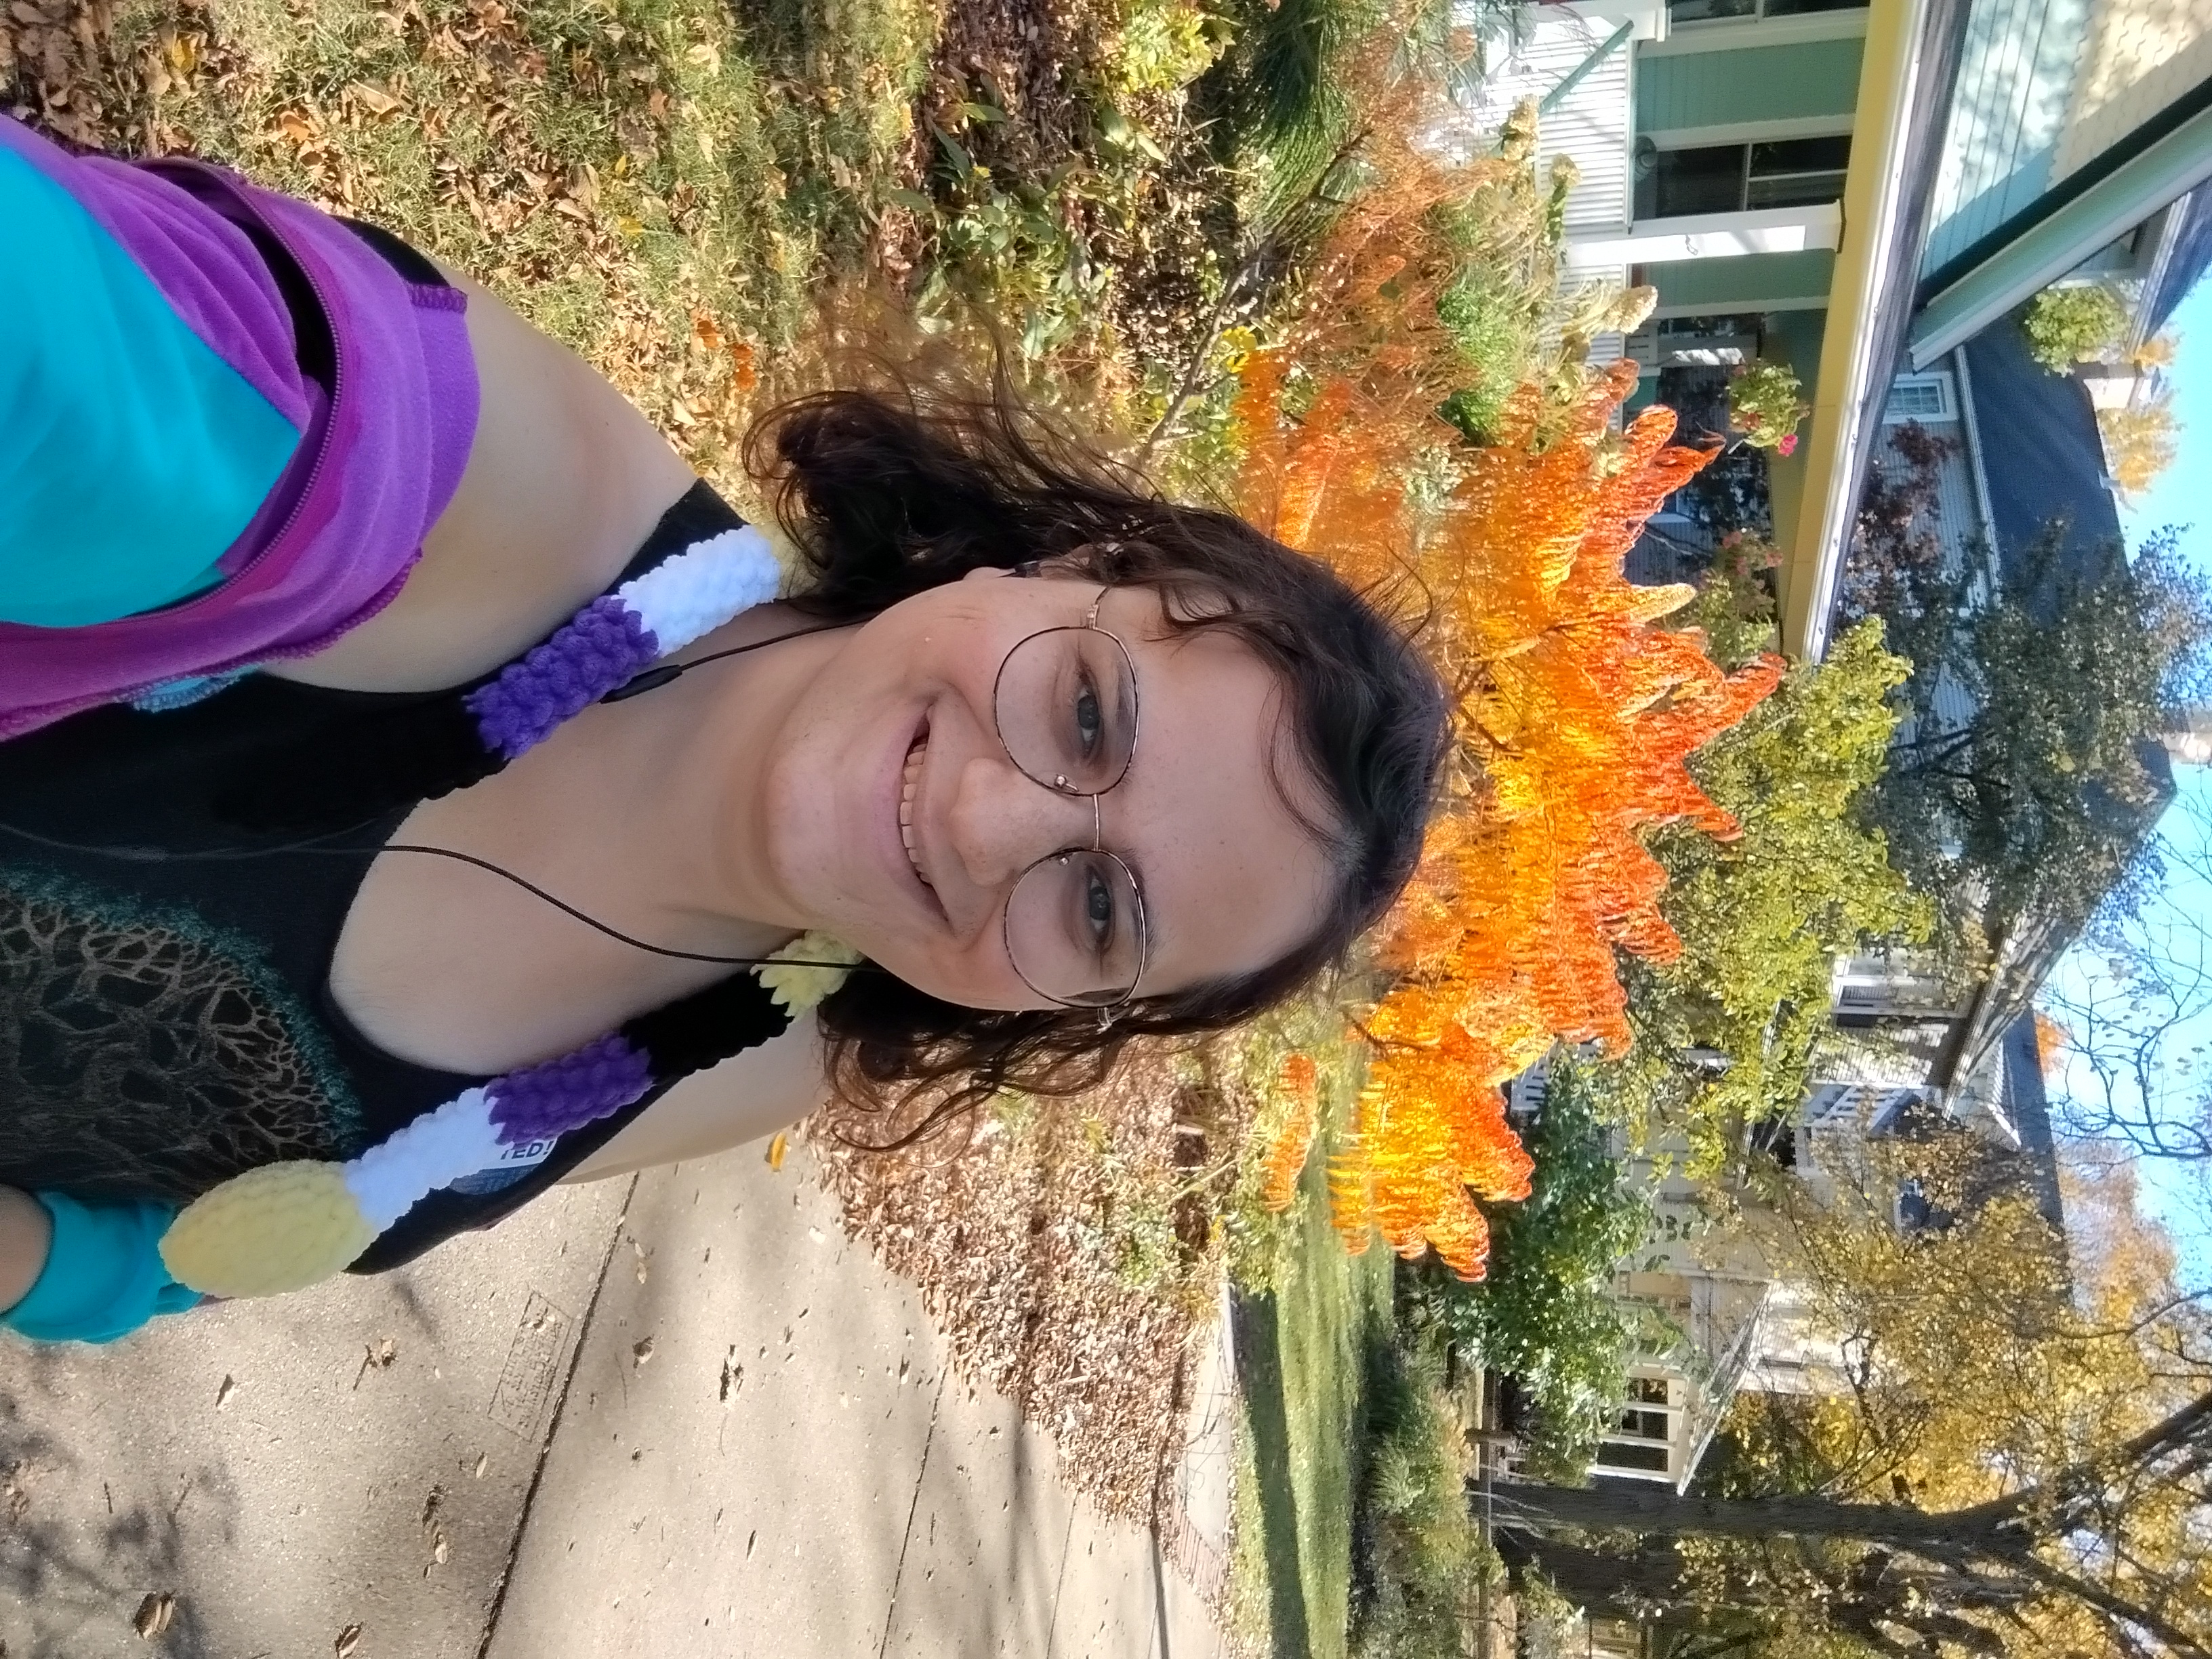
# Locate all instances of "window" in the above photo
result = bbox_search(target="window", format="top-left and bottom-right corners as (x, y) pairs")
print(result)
(1669, 0), (1864, 22)
(1884, 371), (1958, 423)
(1647, 136), (1851, 218)
(1617, 1407), (1671, 1438)
(1594, 1441), (1672, 1473)
(1629, 1376), (1672, 1405)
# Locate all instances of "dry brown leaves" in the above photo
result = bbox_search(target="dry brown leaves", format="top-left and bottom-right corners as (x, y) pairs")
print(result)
(813, 1042), (1252, 1519)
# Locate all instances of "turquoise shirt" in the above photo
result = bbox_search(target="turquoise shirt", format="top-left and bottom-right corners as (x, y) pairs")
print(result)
(0, 144), (301, 627)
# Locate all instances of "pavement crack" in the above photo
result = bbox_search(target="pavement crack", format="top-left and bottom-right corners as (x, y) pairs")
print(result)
(1042, 1500), (1078, 1658)
(876, 1366), (949, 1659)
(474, 1174), (639, 1659)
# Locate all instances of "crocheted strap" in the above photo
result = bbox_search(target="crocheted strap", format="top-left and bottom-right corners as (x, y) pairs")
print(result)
(463, 525), (781, 760)
(161, 972), (795, 1298)
(210, 518), (783, 834)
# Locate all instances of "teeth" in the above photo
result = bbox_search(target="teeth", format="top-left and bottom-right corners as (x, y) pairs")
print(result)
(898, 737), (931, 887)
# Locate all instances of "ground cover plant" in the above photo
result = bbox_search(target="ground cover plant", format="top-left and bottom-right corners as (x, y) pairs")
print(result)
(1225, 1110), (1395, 1659)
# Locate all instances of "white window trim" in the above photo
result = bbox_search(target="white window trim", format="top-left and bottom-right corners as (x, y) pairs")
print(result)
(1650, 296), (1831, 317)
(1641, 7), (1869, 54)
(1883, 369), (1959, 423)
(1643, 115), (1856, 151)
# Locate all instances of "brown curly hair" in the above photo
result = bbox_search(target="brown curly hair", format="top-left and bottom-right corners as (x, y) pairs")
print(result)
(745, 377), (1450, 1146)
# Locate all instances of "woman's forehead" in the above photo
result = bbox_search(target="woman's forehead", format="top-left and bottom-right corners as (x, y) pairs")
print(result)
(1101, 600), (1337, 990)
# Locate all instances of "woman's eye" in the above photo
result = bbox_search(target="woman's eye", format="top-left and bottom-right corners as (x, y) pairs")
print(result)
(1083, 866), (1115, 951)
(1073, 675), (1103, 759)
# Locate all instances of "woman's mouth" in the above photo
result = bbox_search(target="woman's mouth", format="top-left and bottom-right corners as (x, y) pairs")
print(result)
(898, 732), (933, 888)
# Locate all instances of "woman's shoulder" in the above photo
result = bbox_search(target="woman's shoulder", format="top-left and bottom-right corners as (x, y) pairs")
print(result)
(271, 272), (701, 693)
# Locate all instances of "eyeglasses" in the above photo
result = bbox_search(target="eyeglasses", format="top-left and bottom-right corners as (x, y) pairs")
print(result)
(993, 581), (1150, 1010)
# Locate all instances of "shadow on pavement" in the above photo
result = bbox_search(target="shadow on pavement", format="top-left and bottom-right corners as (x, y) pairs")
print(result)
(0, 1379), (232, 1659)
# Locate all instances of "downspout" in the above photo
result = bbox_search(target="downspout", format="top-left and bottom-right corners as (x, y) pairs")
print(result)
(1540, 19), (1635, 117)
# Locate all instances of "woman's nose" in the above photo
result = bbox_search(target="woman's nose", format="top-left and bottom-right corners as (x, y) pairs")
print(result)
(946, 751), (1095, 892)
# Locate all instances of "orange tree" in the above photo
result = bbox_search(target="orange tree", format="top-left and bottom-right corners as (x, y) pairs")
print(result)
(1239, 350), (1784, 1277)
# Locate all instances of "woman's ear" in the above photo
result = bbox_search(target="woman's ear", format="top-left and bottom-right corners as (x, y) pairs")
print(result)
(959, 563), (1012, 585)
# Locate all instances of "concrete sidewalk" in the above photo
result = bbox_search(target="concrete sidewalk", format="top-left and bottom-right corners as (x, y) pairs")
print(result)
(0, 1144), (1230, 1659)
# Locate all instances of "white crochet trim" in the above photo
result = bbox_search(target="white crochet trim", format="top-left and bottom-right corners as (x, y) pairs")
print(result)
(754, 931), (861, 1015)
(617, 526), (783, 651)
(342, 1086), (504, 1232)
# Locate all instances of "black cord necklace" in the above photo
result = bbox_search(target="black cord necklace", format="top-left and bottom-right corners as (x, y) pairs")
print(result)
(0, 619), (873, 974)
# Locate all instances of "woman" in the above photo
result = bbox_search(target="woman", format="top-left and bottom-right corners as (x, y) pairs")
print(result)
(0, 114), (1448, 1342)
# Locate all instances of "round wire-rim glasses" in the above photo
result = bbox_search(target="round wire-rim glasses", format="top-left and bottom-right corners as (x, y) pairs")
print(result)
(991, 579), (1151, 1014)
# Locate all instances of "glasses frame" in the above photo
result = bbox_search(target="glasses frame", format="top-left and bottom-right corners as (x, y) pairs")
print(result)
(991, 577), (1150, 1013)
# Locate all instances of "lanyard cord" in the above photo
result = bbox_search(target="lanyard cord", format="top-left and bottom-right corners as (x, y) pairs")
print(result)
(0, 618), (874, 973)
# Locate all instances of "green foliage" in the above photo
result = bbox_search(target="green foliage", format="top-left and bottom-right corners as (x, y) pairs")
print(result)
(1873, 528), (2212, 952)
(1675, 533), (1783, 672)
(905, 106), (1116, 363)
(1397, 1065), (1652, 1474)
(1109, 0), (1225, 94)
(1611, 620), (1933, 1166)
(1202, 0), (1385, 206)
(2022, 283), (2130, 373)
(1432, 144), (1595, 444)
(1727, 361), (1809, 453)
(1351, 1343), (1498, 1658)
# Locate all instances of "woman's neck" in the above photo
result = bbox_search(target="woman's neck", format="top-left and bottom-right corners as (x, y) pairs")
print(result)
(502, 603), (848, 958)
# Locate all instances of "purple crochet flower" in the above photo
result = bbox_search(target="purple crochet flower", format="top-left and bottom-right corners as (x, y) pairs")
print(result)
(466, 597), (661, 758)
(487, 1033), (656, 1143)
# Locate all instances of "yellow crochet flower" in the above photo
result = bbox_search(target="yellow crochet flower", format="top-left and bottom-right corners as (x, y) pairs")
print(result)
(754, 931), (861, 1015)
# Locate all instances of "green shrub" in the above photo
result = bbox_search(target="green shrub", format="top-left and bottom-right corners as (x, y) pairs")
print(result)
(1351, 1342), (1496, 1658)
(1727, 361), (1809, 453)
(2023, 284), (2129, 373)
(1110, 0), (1225, 94)
(1396, 1063), (1652, 1476)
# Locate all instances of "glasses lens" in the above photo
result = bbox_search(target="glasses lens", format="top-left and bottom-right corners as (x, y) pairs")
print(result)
(995, 624), (1137, 796)
(1005, 849), (1146, 1007)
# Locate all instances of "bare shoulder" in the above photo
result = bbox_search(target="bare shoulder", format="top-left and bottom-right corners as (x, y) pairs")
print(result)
(561, 1014), (830, 1183)
(269, 270), (698, 693)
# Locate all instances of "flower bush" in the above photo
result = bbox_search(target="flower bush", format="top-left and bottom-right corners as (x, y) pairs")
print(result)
(1728, 361), (1810, 452)
(2024, 283), (2129, 373)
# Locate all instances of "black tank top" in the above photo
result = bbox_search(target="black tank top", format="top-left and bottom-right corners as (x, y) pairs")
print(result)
(0, 482), (753, 1271)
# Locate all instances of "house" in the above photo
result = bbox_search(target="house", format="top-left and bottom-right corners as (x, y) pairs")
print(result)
(1478, 0), (2212, 653)
(1542, 998), (2063, 1496)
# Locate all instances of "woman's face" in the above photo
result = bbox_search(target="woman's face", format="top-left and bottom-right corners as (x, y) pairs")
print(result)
(753, 569), (1340, 1010)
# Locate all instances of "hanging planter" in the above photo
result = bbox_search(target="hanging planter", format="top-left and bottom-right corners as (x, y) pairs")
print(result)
(1727, 361), (1810, 454)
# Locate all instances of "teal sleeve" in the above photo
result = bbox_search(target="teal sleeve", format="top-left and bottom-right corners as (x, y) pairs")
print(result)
(1, 1193), (200, 1344)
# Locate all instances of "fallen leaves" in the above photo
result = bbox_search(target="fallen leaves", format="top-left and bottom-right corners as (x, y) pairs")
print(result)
(342, 79), (401, 117)
(132, 1592), (175, 1640)
(813, 1042), (1240, 1519)
(334, 1624), (362, 1659)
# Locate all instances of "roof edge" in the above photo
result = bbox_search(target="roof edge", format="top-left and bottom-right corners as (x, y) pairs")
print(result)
(1778, 0), (1940, 657)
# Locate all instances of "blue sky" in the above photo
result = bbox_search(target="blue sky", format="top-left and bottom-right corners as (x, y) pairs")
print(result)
(2115, 281), (2212, 551)
(2046, 277), (2212, 1273)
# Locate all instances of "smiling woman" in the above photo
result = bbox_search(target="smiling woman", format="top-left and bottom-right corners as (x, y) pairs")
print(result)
(0, 114), (1449, 1342)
